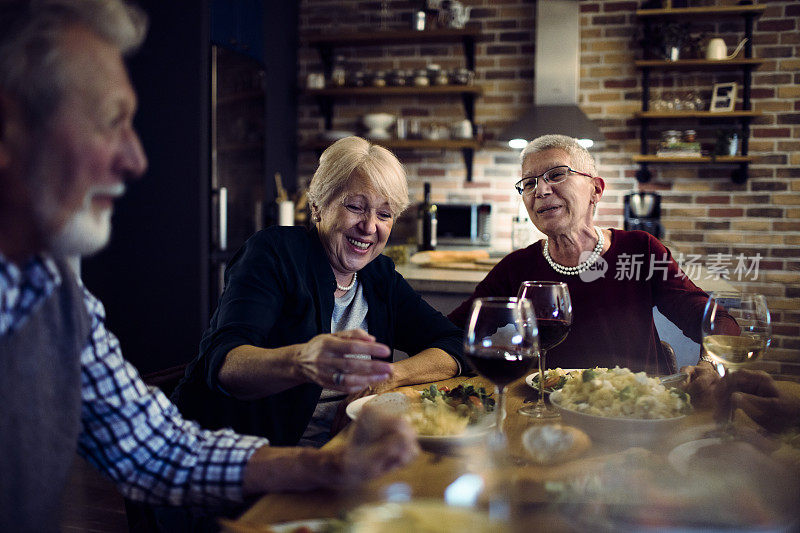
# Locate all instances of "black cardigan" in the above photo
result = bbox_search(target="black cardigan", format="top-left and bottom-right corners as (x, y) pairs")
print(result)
(172, 226), (464, 445)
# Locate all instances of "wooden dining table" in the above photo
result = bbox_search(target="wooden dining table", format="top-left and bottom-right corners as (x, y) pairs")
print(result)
(225, 374), (800, 532)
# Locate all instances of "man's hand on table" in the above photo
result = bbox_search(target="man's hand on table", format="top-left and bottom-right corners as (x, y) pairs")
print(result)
(330, 403), (420, 487)
(242, 404), (418, 495)
(330, 377), (399, 437)
(713, 369), (800, 433)
(681, 360), (722, 408)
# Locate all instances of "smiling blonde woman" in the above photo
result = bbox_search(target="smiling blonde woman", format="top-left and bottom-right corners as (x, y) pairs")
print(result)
(173, 136), (464, 447)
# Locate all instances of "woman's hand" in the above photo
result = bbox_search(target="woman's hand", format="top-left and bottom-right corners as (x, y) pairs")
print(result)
(296, 329), (393, 393)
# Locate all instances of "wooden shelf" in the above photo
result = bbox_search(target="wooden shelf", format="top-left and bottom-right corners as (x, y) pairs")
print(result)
(635, 110), (761, 119)
(635, 58), (763, 70)
(633, 155), (754, 164)
(304, 85), (482, 97)
(633, 6), (760, 184)
(304, 28), (481, 180)
(303, 138), (481, 151)
(636, 5), (766, 20)
(304, 28), (480, 47)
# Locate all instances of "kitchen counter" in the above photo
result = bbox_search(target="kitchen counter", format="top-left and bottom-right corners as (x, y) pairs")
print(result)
(395, 264), (488, 294)
(396, 262), (736, 296)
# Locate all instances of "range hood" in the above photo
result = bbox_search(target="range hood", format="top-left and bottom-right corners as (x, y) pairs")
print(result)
(501, 0), (603, 149)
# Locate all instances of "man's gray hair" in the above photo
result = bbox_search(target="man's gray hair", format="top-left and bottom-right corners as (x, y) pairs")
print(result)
(308, 136), (410, 219)
(520, 134), (597, 177)
(0, 0), (148, 127)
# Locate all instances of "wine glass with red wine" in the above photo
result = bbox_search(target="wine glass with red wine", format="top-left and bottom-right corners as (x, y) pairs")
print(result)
(463, 297), (539, 438)
(517, 281), (572, 419)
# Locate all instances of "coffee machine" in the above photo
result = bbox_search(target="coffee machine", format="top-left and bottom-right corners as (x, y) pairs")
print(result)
(624, 192), (662, 239)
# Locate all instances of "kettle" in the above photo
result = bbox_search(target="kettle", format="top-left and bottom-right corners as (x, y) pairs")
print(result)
(705, 37), (748, 61)
(439, 0), (471, 29)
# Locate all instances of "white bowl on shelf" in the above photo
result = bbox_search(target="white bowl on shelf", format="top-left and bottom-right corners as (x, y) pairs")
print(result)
(363, 113), (395, 139)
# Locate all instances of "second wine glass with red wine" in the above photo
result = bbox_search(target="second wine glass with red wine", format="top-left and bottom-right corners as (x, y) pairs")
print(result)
(517, 281), (572, 419)
(463, 297), (539, 439)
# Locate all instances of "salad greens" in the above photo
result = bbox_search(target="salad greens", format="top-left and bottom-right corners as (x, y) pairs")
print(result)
(421, 384), (495, 413)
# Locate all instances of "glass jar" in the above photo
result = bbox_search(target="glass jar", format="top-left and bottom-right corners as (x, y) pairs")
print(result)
(330, 55), (346, 87)
(413, 69), (430, 87)
(349, 70), (366, 88)
(426, 64), (442, 85)
(388, 69), (407, 86)
(683, 129), (697, 143)
(452, 68), (474, 85)
(661, 129), (681, 147)
(371, 70), (387, 88)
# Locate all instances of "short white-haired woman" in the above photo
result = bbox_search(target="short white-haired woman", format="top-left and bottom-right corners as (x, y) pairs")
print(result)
(174, 136), (463, 447)
(449, 134), (710, 375)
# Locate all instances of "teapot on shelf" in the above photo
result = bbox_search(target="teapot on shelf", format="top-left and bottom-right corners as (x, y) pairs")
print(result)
(705, 37), (748, 61)
(438, 0), (471, 29)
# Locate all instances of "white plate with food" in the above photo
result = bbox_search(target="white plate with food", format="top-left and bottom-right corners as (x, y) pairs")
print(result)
(220, 517), (344, 533)
(548, 367), (691, 447)
(347, 384), (497, 451)
(525, 368), (581, 395)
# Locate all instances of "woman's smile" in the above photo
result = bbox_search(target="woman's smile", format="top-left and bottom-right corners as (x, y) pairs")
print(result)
(346, 236), (372, 252)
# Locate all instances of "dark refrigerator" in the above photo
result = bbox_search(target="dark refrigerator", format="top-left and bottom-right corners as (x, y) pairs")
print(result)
(81, 2), (298, 380)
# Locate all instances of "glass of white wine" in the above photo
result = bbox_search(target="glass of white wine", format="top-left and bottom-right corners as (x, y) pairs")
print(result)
(701, 291), (771, 431)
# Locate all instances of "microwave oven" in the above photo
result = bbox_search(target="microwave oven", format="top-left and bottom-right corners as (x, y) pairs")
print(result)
(436, 203), (492, 246)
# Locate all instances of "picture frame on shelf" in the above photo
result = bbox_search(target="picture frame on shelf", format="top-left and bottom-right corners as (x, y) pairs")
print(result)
(710, 82), (737, 113)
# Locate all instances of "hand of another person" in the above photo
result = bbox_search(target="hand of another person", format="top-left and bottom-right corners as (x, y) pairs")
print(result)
(242, 404), (418, 494)
(681, 360), (722, 408)
(714, 369), (800, 433)
(329, 379), (403, 437)
(296, 329), (393, 393)
(329, 404), (419, 487)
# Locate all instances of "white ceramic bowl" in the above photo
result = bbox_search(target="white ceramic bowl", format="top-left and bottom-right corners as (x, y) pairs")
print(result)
(362, 112), (395, 132)
(549, 390), (687, 448)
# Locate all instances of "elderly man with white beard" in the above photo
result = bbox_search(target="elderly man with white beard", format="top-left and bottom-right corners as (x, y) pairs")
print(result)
(0, 1), (418, 531)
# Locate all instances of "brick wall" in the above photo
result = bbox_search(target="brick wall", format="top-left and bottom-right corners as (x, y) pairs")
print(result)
(296, 0), (800, 366)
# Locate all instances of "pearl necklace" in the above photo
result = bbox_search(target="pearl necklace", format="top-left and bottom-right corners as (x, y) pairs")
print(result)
(336, 272), (357, 292)
(543, 227), (604, 276)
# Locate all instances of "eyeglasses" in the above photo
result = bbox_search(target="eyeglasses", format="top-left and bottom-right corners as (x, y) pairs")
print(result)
(341, 197), (394, 222)
(514, 166), (594, 195)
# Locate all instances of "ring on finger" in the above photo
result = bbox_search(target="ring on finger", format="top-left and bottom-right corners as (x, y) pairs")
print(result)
(333, 371), (345, 386)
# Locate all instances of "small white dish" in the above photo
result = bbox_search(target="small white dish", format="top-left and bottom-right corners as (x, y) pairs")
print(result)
(667, 437), (723, 475)
(524, 368), (581, 395)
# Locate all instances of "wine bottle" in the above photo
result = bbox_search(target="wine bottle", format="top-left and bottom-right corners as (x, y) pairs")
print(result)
(417, 182), (437, 251)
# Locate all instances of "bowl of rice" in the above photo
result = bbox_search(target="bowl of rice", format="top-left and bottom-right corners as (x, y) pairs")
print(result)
(549, 367), (691, 447)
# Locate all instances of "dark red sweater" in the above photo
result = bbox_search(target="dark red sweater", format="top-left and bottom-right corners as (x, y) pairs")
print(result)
(448, 229), (708, 374)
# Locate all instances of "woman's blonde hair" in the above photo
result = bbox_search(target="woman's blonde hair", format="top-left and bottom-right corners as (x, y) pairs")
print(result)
(307, 136), (409, 218)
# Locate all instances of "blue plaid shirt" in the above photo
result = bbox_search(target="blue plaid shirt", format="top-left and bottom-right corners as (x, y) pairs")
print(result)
(0, 253), (269, 506)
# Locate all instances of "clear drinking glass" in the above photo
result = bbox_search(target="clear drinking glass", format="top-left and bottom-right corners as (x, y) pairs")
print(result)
(463, 297), (539, 440)
(517, 281), (572, 419)
(701, 291), (771, 432)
